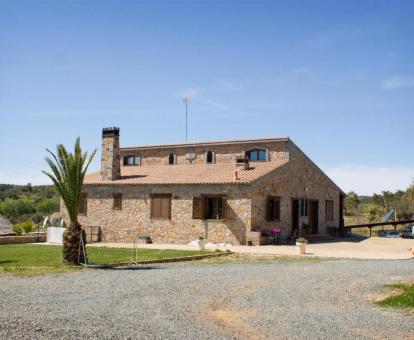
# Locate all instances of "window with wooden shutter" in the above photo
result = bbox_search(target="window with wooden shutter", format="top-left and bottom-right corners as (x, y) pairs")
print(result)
(113, 193), (122, 210)
(193, 197), (203, 219)
(202, 195), (227, 220)
(325, 200), (334, 222)
(79, 193), (87, 215)
(151, 194), (171, 219)
(267, 196), (280, 222)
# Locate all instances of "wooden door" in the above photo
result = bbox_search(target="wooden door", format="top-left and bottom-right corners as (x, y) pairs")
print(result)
(308, 200), (319, 234)
(291, 199), (299, 236)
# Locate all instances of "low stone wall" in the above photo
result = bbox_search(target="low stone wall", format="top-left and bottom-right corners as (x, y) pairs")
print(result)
(0, 233), (47, 245)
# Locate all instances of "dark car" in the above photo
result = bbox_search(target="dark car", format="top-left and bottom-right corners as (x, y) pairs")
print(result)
(378, 230), (401, 238)
(402, 226), (414, 239)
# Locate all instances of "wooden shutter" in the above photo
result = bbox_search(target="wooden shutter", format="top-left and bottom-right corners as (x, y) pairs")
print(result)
(221, 196), (227, 220)
(151, 196), (162, 218)
(267, 197), (272, 222)
(161, 196), (171, 219)
(151, 195), (171, 219)
(192, 197), (204, 219)
(113, 193), (122, 210)
(79, 193), (87, 215)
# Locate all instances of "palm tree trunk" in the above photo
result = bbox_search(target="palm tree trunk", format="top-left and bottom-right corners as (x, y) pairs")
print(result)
(63, 222), (86, 264)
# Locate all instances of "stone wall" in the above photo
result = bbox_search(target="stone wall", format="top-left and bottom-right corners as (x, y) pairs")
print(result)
(0, 233), (46, 245)
(62, 184), (252, 245)
(63, 139), (343, 246)
(249, 142), (341, 241)
(101, 129), (120, 180)
(120, 140), (290, 166)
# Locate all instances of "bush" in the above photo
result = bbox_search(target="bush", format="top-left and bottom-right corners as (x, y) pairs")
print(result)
(12, 220), (33, 235)
(13, 224), (23, 236)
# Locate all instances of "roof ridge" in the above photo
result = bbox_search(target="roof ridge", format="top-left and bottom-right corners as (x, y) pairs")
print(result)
(121, 136), (289, 150)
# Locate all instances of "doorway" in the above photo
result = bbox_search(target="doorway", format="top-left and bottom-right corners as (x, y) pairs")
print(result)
(291, 199), (299, 236)
(308, 200), (319, 234)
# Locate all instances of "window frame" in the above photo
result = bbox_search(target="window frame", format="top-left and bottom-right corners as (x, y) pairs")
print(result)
(113, 193), (122, 210)
(267, 196), (281, 222)
(245, 149), (267, 162)
(300, 198), (308, 217)
(325, 200), (334, 222)
(167, 153), (176, 165)
(123, 155), (141, 166)
(202, 195), (227, 220)
(150, 194), (172, 220)
(205, 150), (215, 164)
(79, 192), (88, 216)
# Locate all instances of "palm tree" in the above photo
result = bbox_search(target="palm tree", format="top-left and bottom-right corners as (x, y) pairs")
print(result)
(43, 138), (96, 264)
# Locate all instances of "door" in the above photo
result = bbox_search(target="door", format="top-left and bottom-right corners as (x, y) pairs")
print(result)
(308, 200), (319, 234)
(291, 199), (299, 236)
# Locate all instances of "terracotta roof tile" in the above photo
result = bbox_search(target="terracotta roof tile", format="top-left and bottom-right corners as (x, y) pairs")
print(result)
(83, 159), (288, 185)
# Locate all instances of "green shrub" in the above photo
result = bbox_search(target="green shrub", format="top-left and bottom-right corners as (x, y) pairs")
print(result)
(12, 220), (33, 235)
(13, 224), (23, 236)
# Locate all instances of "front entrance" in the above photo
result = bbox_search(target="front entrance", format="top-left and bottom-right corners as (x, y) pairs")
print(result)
(291, 199), (299, 237)
(308, 200), (319, 234)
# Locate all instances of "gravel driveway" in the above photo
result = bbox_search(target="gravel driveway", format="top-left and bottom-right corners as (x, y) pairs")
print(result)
(0, 259), (413, 339)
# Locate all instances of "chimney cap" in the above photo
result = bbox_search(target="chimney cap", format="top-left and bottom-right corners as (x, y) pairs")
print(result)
(102, 127), (120, 137)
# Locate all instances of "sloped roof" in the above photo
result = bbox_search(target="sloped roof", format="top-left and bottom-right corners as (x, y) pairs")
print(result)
(121, 136), (289, 150)
(83, 159), (289, 186)
(0, 215), (13, 235)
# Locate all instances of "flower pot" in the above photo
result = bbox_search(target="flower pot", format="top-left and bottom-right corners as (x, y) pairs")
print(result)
(296, 243), (306, 255)
(196, 239), (205, 250)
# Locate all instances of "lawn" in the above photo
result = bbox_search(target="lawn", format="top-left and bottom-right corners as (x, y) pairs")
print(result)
(376, 284), (414, 308)
(0, 244), (209, 275)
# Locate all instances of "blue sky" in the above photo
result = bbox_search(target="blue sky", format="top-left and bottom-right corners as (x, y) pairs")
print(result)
(0, 0), (413, 194)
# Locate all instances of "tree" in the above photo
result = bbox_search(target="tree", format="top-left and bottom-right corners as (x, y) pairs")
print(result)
(344, 191), (359, 216)
(43, 138), (96, 264)
(35, 198), (60, 216)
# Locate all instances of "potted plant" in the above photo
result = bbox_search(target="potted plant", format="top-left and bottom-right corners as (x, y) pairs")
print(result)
(296, 237), (308, 255)
(301, 222), (311, 235)
(196, 236), (206, 250)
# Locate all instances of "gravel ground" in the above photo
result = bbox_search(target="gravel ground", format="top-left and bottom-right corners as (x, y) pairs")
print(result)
(0, 259), (413, 339)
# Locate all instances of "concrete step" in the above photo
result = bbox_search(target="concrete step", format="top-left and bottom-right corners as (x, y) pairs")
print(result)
(303, 234), (336, 243)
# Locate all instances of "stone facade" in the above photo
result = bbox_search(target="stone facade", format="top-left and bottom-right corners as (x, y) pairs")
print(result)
(61, 129), (344, 245)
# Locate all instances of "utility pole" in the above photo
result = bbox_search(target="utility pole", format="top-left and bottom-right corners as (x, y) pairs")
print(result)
(181, 96), (189, 143)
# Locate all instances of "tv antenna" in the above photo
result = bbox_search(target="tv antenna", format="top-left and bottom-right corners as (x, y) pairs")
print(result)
(181, 96), (189, 142)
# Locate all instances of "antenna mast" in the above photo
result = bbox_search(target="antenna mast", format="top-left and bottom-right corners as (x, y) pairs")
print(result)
(181, 96), (189, 143)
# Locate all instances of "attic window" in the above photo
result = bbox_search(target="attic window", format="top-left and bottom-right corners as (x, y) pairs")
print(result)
(123, 155), (140, 166)
(205, 150), (215, 164)
(168, 153), (176, 165)
(246, 149), (267, 161)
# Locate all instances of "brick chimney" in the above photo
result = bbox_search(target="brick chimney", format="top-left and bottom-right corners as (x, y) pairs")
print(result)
(101, 127), (121, 181)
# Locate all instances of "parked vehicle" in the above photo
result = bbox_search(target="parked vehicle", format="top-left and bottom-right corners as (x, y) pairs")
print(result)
(401, 226), (414, 239)
(378, 230), (400, 238)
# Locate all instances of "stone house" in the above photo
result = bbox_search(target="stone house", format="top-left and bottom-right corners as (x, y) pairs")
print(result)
(64, 127), (345, 245)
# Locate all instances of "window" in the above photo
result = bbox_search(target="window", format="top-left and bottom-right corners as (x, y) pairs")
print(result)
(205, 150), (214, 164)
(79, 193), (87, 215)
(150, 194), (171, 219)
(267, 197), (280, 221)
(300, 198), (308, 217)
(168, 153), (175, 165)
(192, 195), (227, 220)
(123, 155), (140, 166)
(245, 149), (267, 161)
(325, 200), (334, 222)
(113, 193), (122, 210)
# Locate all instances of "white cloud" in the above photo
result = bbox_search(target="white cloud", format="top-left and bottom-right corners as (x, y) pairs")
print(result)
(381, 76), (414, 89)
(325, 165), (414, 195)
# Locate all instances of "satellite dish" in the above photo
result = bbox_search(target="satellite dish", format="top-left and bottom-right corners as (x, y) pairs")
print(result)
(186, 152), (196, 160)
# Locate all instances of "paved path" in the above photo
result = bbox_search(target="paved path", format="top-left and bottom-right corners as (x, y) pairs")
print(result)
(1, 259), (413, 339)
(113, 237), (414, 260)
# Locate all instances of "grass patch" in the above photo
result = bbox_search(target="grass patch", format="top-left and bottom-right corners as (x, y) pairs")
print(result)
(376, 284), (414, 308)
(0, 244), (209, 275)
(85, 245), (208, 265)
